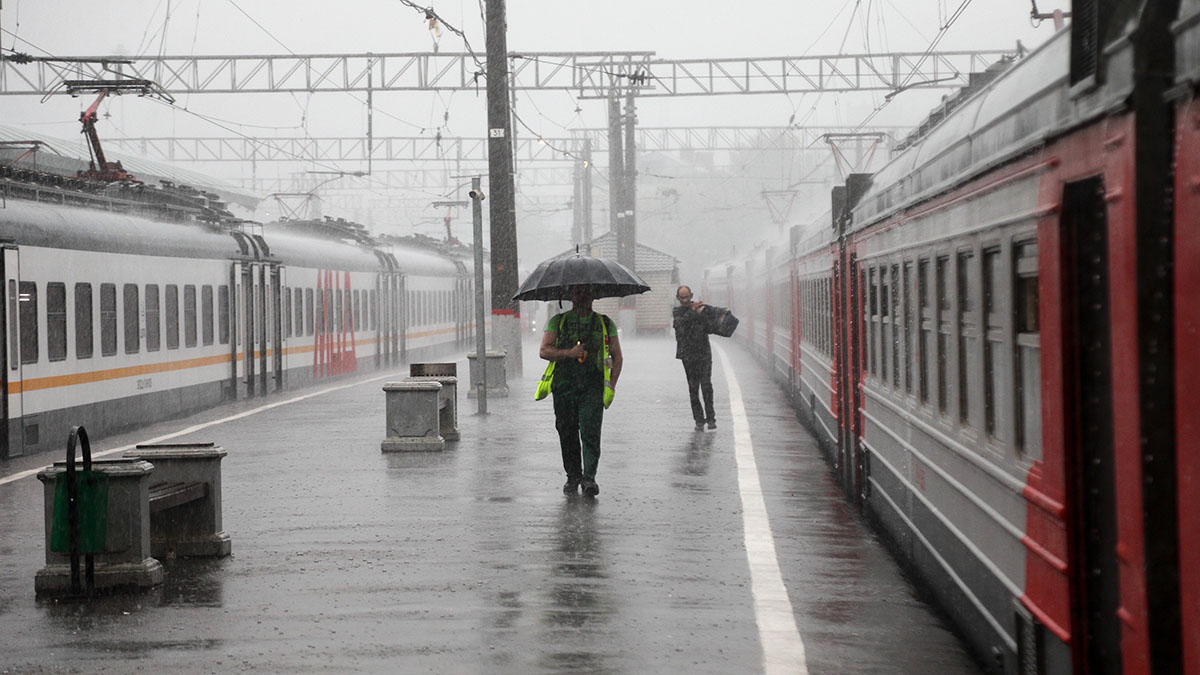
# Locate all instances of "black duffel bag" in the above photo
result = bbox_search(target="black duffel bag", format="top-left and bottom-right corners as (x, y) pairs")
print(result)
(705, 305), (740, 338)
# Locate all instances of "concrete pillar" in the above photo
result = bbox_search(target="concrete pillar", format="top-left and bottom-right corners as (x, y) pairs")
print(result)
(467, 350), (509, 398)
(381, 380), (445, 452)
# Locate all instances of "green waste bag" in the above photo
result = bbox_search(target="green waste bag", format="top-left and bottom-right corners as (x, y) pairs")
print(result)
(50, 471), (109, 554)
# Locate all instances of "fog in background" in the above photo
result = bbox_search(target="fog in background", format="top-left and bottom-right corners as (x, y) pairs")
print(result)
(0, 0), (1057, 282)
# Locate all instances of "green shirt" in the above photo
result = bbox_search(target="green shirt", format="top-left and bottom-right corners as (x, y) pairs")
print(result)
(545, 310), (616, 392)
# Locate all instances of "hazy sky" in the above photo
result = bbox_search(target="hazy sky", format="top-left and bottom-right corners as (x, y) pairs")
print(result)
(0, 0), (1060, 267)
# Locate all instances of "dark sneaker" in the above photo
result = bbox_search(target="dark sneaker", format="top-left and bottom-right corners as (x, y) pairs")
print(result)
(581, 478), (600, 497)
(563, 479), (580, 495)
(706, 420), (717, 430)
(695, 421), (705, 431)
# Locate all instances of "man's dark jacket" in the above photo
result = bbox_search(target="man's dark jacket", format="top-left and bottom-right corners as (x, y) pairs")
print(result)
(672, 305), (711, 361)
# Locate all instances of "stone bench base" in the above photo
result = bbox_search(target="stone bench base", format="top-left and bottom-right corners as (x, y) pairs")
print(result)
(381, 436), (446, 452)
(35, 558), (164, 595)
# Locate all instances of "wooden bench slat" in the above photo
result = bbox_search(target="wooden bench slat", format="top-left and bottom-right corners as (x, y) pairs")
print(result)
(148, 481), (208, 513)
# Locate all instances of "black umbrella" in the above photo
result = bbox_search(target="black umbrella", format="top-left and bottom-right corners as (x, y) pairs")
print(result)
(513, 254), (651, 301)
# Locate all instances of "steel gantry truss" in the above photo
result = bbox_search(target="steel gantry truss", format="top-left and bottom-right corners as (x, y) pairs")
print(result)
(102, 126), (909, 164)
(0, 50), (1017, 97)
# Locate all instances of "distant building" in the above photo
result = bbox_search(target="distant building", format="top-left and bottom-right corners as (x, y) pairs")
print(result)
(559, 232), (681, 335)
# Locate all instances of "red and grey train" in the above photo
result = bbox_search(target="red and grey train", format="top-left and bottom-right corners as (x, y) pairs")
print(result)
(706, 3), (1193, 674)
(0, 179), (483, 461)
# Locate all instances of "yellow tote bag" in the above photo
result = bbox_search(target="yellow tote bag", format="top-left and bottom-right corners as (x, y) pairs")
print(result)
(601, 319), (614, 409)
(535, 361), (555, 400)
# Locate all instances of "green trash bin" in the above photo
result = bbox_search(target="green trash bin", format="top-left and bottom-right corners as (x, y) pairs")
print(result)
(50, 471), (108, 554)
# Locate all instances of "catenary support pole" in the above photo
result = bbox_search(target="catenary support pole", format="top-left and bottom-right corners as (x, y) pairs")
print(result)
(582, 138), (593, 255)
(485, 0), (522, 376)
(619, 89), (638, 334)
(472, 176), (488, 415)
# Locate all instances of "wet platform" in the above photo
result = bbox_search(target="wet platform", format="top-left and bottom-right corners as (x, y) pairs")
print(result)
(0, 336), (980, 674)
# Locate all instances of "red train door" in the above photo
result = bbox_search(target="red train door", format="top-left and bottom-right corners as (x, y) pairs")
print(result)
(1061, 177), (1122, 675)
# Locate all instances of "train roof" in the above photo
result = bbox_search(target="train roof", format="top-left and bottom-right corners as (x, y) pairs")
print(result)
(0, 195), (244, 260)
(851, 16), (1139, 229)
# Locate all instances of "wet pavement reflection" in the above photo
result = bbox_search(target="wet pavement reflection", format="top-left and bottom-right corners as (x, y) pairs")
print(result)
(0, 339), (980, 673)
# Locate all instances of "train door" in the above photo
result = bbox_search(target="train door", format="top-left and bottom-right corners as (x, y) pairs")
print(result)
(1061, 177), (1121, 675)
(1, 247), (22, 458)
(396, 274), (407, 364)
(236, 261), (256, 397)
(256, 263), (268, 394)
(270, 265), (285, 391)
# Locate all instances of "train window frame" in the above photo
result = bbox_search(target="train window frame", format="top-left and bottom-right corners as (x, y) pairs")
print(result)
(74, 283), (93, 360)
(903, 261), (913, 396)
(293, 288), (303, 338)
(935, 256), (950, 415)
(100, 283), (117, 357)
(47, 282), (66, 363)
(123, 284), (140, 355)
(305, 288), (314, 336)
(956, 249), (979, 432)
(369, 289), (377, 331)
(184, 285), (198, 348)
(918, 258), (930, 404)
(145, 284), (161, 352)
(18, 281), (38, 365)
(202, 285), (214, 346)
(165, 284), (180, 350)
(982, 246), (1005, 442)
(1014, 239), (1041, 459)
(891, 263), (900, 391)
(218, 285), (230, 346)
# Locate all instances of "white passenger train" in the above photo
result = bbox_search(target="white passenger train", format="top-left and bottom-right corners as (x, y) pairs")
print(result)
(1, 179), (482, 458)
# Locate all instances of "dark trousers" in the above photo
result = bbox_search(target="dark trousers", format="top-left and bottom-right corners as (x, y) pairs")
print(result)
(682, 357), (715, 423)
(552, 384), (605, 481)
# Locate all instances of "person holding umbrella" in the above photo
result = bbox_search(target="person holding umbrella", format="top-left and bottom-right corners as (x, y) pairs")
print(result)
(538, 285), (623, 496)
(516, 252), (649, 497)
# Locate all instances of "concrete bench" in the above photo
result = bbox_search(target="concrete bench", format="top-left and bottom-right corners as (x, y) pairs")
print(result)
(408, 375), (459, 441)
(381, 380), (446, 451)
(124, 443), (231, 560)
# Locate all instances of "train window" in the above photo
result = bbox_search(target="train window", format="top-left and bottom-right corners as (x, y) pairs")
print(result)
(75, 283), (93, 360)
(353, 291), (361, 332)
(957, 251), (978, 428)
(165, 284), (179, 350)
(325, 289), (334, 333)
(218, 285), (230, 345)
(202, 286), (214, 346)
(868, 269), (878, 376)
(917, 260), (929, 403)
(903, 263), (912, 394)
(333, 289), (342, 333)
(184, 285), (197, 348)
(47, 282), (66, 362)
(935, 257), (949, 415)
(293, 288), (303, 338)
(100, 283), (117, 357)
(370, 289), (377, 330)
(345, 289), (352, 332)
(279, 286), (289, 338)
(891, 264), (900, 390)
(305, 288), (314, 336)
(123, 284), (140, 355)
(983, 248), (1004, 439)
(19, 281), (38, 364)
(146, 285), (161, 352)
(315, 288), (324, 334)
(880, 269), (890, 383)
(1015, 241), (1041, 458)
